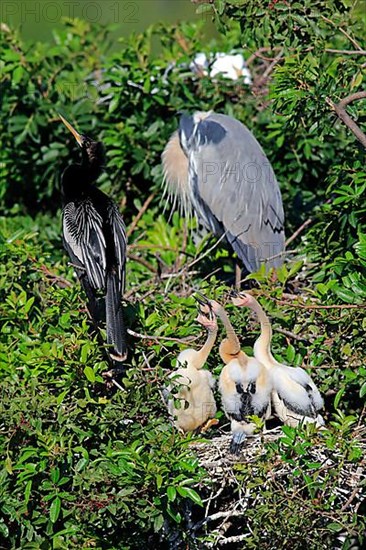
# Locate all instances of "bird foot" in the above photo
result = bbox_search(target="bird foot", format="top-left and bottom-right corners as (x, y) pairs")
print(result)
(229, 432), (247, 455)
(200, 418), (219, 433)
(102, 365), (127, 378)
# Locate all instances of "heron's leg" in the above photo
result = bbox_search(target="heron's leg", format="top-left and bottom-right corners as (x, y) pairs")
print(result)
(235, 262), (242, 289)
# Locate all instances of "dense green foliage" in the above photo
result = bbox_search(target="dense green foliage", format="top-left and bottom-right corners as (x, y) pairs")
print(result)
(1, 0), (365, 547)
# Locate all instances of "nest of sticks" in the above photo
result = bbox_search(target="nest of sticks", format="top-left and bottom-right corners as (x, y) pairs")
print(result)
(184, 425), (366, 548)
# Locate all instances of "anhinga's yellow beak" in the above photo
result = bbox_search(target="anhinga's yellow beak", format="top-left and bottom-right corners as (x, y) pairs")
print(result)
(59, 114), (83, 146)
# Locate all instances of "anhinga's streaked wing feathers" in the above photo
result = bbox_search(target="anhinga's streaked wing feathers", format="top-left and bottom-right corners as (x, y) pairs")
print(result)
(181, 112), (285, 272)
(273, 366), (324, 419)
(63, 200), (106, 290)
(107, 200), (127, 294)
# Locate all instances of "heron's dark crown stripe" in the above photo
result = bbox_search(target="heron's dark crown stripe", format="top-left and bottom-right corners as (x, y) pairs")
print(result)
(179, 114), (227, 151)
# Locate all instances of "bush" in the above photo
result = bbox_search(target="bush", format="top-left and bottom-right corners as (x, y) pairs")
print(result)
(1, 1), (365, 547)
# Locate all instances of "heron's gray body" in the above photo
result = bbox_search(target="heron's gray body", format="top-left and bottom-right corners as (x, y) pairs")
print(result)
(162, 111), (285, 272)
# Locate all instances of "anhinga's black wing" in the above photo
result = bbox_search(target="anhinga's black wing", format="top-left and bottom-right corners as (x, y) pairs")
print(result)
(63, 198), (107, 290)
(105, 199), (127, 361)
(106, 199), (127, 293)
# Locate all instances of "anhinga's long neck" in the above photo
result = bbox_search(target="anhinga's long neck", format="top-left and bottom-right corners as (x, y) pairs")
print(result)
(215, 304), (249, 365)
(195, 327), (218, 369)
(81, 148), (103, 182)
(250, 300), (276, 368)
(217, 305), (240, 354)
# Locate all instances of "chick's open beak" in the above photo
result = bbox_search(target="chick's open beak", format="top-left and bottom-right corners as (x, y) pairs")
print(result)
(59, 114), (83, 146)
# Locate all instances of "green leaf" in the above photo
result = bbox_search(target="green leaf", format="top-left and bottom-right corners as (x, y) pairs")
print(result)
(83, 366), (95, 383)
(195, 4), (213, 15)
(4, 457), (13, 474)
(166, 486), (176, 502)
(156, 474), (163, 489)
(153, 513), (164, 532)
(50, 497), (61, 523)
(328, 522), (343, 532)
(181, 487), (203, 506)
(24, 480), (32, 505)
(50, 467), (60, 483)
(334, 388), (345, 409)
(12, 66), (25, 85)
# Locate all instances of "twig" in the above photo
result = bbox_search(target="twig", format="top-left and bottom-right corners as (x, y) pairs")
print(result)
(37, 265), (72, 288)
(127, 328), (199, 344)
(320, 15), (363, 51)
(326, 92), (366, 149)
(255, 49), (284, 87)
(263, 249), (298, 264)
(276, 327), (308, 342)
(129, 242), (194, 256)
(163, 234), (227, 294)
(340, 485), (362, 512)
(127, 192), (156, 238)
(182, 233), (227, 273)
(246, 46), (283, 65)
(193, 509), (245, 531)
(325, 48), (366, 55)
(285, 218), (312, 247)
(275, 300), (366, 310)
(217, 534), (250, 546)
(127, 253), (157, 273)
(338, 90), (366, 109)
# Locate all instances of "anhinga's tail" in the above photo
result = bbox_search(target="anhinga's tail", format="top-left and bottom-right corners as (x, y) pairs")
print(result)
(106, 270), (127, 361)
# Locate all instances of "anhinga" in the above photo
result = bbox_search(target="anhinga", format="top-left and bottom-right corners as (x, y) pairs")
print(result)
(167, 303), (218, 432)
(231, 292), (324, 428)
(207, 298), (271, 454)
(59, 115), (127, 362)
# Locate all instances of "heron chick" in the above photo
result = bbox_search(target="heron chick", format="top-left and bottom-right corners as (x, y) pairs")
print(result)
(167, 305), (218, 432)
(231, 292), (324, 428)
(209, 298), (271, 454)
(162, 111), (285, 273)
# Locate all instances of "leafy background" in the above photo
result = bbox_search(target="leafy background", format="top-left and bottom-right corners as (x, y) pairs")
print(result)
(0, 0), (365, 548)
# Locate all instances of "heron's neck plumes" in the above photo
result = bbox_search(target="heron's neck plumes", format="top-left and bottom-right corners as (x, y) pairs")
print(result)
(162, 131), (191, 219)
(195, 326), (218, 369)
(250, 301), (276, 368)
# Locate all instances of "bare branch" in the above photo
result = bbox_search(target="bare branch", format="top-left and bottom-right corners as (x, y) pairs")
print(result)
(325, 48), (366, 55)
(255, 49), (284, 87)
(338, 91), (366, 109)
(276, 327), (309, 342)
(320, 15), (363, 51)
(127, 253), (157, 274)
(127, 192), (156, 238)
(276, 300), (366, 310)
(246, 46), (283, 65)
(127, 328), (199, 344)
(326, 92), (366, 149)
(285, 218), (312, 247)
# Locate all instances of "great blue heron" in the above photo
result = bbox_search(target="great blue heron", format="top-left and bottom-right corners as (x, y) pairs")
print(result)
(208, 297), (271, 454)
(167, 303), (218, 432)
(59, 115), (127, 362)
(231, 292), (324, 427)
(162, 111), (285, 273)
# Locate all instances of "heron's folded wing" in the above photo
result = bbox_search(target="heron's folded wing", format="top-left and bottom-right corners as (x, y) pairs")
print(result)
(192, 114), (285, 271)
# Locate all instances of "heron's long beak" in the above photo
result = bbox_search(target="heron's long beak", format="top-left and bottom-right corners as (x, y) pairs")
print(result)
(59, 114), (83, 146)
